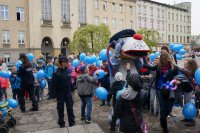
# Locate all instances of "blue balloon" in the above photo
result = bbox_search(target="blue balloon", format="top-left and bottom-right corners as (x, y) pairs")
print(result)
(195, 68), (200, 86)
(150, 53), (156, 62)
(84, 56), (92, 64)
(27, 53), (34, 62)
(179, 49), (186, 55)
(0, 71), (10, 78)
(155, 52), (160, 56)
(93, 69), (105, 79)
(96, 60), (102, 68)
(173, 45), (179, 52)
(95, 87), (108, 100)
(100, 49), (112, 61)
(90, 55), (97, 64)
(169, 43), (174, 50)
(40, 79), (47, 89)
(37, 70), (45, 79)
(182, 102), (197, 119)
(80, 53), (86, 62)
(16, 60), (22, 70)
(176, 54), (182, 60)
(8, 99), (19, 108)
(72, 59), (79, 68)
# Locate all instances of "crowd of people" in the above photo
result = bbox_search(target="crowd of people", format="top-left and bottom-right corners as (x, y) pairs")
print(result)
(0, 45), (200, 133)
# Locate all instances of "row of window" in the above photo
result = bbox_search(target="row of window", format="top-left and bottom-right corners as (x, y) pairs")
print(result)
(1, 30), (25, 44)
(138, 4), (165, 18)
(168, 35), (190, 43)
(94, 17), (134, 30)
(94, 0), (133, 15)
(138, 18), (165, 30)
(168, 12), (190, 22)
(168, 24), (191, 33)
(0, 5), (24, 21)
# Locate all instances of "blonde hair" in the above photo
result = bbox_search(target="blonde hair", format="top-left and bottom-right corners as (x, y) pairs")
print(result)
(159, 51), (175, 69)
(185, 59), (198, 76)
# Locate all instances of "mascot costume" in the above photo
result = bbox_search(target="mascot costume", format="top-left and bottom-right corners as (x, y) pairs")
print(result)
(106, 29), (150, 81)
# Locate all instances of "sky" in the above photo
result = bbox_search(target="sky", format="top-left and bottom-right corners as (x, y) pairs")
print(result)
(153, 0), (200, 35)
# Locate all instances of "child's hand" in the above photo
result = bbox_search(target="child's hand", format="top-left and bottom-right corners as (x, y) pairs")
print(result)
(126, 63), (131, 69)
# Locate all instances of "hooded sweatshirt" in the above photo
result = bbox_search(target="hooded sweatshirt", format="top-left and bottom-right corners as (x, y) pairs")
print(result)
(77, 74), (97, 97)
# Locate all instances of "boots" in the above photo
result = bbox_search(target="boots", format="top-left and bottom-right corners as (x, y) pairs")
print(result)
(160, 119), (169, 133)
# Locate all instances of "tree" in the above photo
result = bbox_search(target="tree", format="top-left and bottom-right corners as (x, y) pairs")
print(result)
(137, 28), (160, 50)
(69, 23), (111, 53)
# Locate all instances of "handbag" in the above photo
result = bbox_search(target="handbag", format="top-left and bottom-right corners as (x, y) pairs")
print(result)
(130, 102), (148, 133)
(116, 81), (127, 99)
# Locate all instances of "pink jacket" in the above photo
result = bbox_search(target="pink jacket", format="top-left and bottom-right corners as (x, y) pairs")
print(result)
(0, 77), (9, 89)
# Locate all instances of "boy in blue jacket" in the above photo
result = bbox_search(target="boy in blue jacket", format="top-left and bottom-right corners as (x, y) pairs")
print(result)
(45, 56), (56, 100)
(9, 66), (21, 100)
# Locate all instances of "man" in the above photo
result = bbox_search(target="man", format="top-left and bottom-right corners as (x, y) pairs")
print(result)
(52, 56), (75, 128)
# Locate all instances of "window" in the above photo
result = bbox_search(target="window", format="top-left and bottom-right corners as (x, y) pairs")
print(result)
(187, 36), (189, 43)
(151, 20), (154, 29)
(130, 6), (132, 15)
(112, 3), (115, 12)
(176, 25), (178, 32)
(161, 34), (164, 42)
(2, 30), (10, 44)
(162, 10), (164, 18)
(119, 19), (123, 29)
(184, 16), (185, 22)
(18, 31), (25, 44)
(157, 8), (160, 17)
(172, 35), (174, 42)
(157, 21), (160, 30)
(4, 53), (10, 63)
(176, 14), (178, 21)
(184, 36), (186, 43)
(187, 26), (190, 33)
(112, 18), (116, 28)
(94, 16), (99, 25)
(119, 4), (123, 13)
(103, 1), (108, 11)
(0, 5), (9, 20)
(79, 0), (86, 24)
(16, 8), (24, 21)
(168, 24), (170, 31)
(143, 6), (146, 15)
(144, 19), (147, 28)
(130, 20), (133, 29)
(61, 0), (70, 22)
(150, 7), (153, 16)
(94, 0), (99, 9)
(187, 16), (190, 23)
(138, 18), (141, 27)
(168, 35), (170, 42)
(180, 36), (182, 43)
(172, 13), (174, 20)
(172, 24), (174, 32)
(104, 17), (108, 25)
(184, 26), (185, 33)
(168, 12), (170, 19)
(180, 15), (182, 21)
(177, 36), (179, 43)
(138, 5), (141, 14)
(180, 25), (182, 32)
(162, 22), (164, 30)
(42, 0), (52, 20)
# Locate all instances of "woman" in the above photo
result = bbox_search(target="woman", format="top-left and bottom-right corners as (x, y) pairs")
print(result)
(17, 53), (38, 112)
(144, 51), (179, 133)
(115, 63), (144, 133)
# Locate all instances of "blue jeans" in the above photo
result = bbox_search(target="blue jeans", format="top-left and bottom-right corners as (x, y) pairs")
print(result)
(80, 96), (92, 120)
(0, 88), (8, 100)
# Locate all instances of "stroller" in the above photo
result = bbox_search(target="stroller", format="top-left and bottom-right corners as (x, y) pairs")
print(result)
(0, 101), (16, 133)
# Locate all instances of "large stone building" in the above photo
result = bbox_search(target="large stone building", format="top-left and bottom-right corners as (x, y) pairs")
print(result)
(0, 0), (136, 62)
(136, 0), (191, 49)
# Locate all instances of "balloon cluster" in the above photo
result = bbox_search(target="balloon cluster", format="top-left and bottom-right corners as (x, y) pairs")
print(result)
(161, 80), (177, 91)
(0, 71), (11, 78)
(170, 43), (186, 60)
(195, 68), (200, 86)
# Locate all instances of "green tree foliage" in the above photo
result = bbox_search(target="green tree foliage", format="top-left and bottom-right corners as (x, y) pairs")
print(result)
(69, 23), (111, 53)
(137, 28), (160, 50)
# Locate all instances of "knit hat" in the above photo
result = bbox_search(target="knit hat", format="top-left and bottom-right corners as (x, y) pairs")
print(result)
(59, 56), (68, 65)
(80, 65), (87, 74)
(115, 72), (123, 81)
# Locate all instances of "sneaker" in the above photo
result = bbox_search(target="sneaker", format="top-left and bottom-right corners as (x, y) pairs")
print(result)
(185, 120), (196, 126)
(85, 119), (91, 124)
(81, 117), (85, 121)
(60, 124), (65, 128)
(169, 112), (176, 117)
(181, 118), (189, 122)
(107, 102), (111, 107)
(21, 109), (26, 113)
(30, 107), (38, 111)
(69, 122), (75, 127)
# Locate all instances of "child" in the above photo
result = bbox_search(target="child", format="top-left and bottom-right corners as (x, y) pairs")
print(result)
(115, 63), (144, 133)
(108, 72), (126, 131)
(9, 66), (21, 100)
(77, 65), (98, 124)
(33, 67), (43, 101)
(0, 67), (9, 100)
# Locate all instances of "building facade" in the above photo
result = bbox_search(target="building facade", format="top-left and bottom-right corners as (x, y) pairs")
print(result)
(0, 0), (29, 62)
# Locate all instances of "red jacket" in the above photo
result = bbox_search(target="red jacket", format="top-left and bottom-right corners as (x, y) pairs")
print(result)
(0, 77), (9, 89)
(89, 66), (98, 76)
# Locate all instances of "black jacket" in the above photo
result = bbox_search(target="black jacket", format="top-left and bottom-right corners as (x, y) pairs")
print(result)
(115, 92), (143, 133)
(51, 67), (73, 98)
(98, 74), (110, 90)
(108, 80), (126, 107)
(17, 63), (34, 88)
